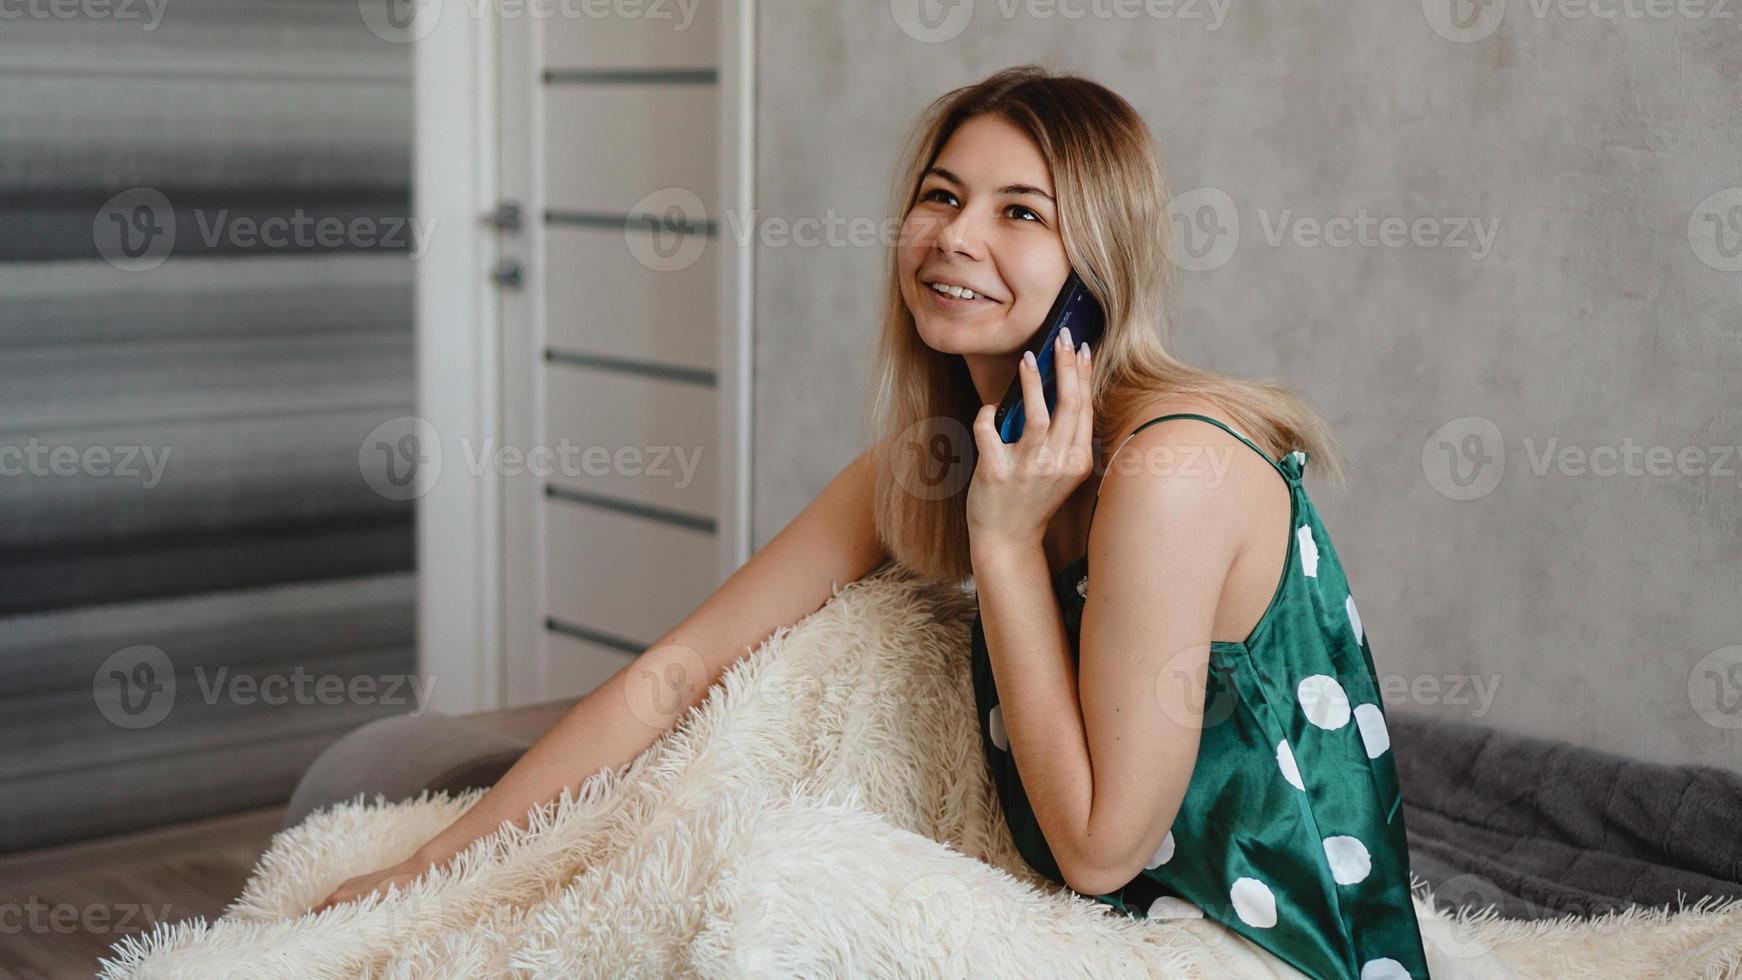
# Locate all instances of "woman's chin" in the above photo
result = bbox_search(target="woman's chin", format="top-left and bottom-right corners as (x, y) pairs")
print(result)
(912, 314), (992, 355)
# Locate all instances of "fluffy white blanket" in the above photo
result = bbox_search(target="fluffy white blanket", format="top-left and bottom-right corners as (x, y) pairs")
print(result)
(101, 564), (1742, 978)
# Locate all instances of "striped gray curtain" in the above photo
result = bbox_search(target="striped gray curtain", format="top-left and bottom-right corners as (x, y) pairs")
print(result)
(0, 0), (417, 852)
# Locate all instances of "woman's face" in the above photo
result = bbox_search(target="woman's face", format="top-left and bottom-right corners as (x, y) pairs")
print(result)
(898, 114), (1071, 374)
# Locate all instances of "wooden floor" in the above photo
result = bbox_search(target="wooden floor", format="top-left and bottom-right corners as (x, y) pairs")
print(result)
(0, 700), (574, 979)
(0, 804), (286, 979)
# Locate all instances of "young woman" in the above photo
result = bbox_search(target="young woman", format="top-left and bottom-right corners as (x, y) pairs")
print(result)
(318, 65), (1430, 979)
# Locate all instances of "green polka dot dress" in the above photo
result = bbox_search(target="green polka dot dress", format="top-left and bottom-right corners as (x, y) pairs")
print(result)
(969, 413), (1432, 980)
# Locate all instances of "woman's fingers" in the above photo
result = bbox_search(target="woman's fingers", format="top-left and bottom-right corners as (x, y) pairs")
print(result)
(972, 402), (1002, 459)
(1074, 335), (1093, 461)
(1050, 327), (1084, 457)
(1017, 345), (1050, 447)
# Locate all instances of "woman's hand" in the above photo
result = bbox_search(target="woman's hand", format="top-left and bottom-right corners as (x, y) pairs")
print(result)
(968, 326), (1094, 548)
(309, 851), (439, 915)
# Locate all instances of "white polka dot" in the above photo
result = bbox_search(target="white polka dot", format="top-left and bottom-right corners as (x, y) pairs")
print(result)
(1297, 525), (1320, 577)
(1229, 877), (1277, 928)
(1144, 831), (1175, 869)
(1323, 835), (1372, 884)
(1276, 738), (1304, 791)
(1145, 896), (1203, 920)
(1346, 593), (1364, 644)
(1360, 958), (1411, 980)
(988, 703), (1008, 751)
(1354, 703), (1391, 759)
(1298, 674), (1351, 730)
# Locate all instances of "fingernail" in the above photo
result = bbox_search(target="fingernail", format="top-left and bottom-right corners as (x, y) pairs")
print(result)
(1023, 350), (1036, 369)
(1081, 343), (1091, 362)
(1061, 326), (1072, 348)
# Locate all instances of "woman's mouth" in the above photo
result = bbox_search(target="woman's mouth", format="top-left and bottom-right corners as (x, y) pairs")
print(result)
(921, 278), (996, 311)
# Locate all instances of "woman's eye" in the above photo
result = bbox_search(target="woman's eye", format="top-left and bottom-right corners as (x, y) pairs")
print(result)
(917, 188), (1042, 224)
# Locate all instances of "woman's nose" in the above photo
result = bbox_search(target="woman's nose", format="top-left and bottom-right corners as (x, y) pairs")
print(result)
(936, 207), (988, 259)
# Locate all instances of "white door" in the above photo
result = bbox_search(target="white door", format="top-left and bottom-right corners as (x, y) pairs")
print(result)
(494, 2), (753, 708)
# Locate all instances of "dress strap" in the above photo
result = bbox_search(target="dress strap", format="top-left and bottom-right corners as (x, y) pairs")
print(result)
(1084, 412), (1306, 554)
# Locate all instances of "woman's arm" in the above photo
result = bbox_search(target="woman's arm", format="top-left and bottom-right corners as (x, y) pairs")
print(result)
(314, 446), (888, 911)
(972, 422), (1244, 897)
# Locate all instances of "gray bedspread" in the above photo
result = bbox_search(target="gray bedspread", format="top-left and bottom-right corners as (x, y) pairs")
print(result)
(1391, 711), (1742, 921)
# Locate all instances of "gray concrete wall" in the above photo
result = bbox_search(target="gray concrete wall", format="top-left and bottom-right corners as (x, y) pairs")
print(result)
(751, 0), (1742, 772)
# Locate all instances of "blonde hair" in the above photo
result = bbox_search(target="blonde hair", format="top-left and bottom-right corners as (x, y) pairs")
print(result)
(864, 64), (1344, 585)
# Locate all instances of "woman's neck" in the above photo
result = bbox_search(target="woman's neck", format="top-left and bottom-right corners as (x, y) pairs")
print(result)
(1042, 472), (1102, 575)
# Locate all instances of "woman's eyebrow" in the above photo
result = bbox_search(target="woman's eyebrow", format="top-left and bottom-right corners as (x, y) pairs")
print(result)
(924, 165), (1055, 203)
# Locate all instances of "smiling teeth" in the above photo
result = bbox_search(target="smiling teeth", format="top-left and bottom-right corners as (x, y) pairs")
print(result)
(929, 281), (977, 300)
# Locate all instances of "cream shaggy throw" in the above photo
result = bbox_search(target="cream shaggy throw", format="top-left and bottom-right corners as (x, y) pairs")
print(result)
(101, 564), (1742, 978)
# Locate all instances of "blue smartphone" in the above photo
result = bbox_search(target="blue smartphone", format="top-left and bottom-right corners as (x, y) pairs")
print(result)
(992, 270), (1105, 443)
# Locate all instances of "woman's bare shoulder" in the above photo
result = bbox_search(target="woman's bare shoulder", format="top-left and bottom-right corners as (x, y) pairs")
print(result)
(1108, 394), (1241, 447)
